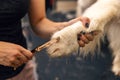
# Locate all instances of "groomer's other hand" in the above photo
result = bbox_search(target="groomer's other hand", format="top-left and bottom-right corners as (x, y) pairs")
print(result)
(0, 41), (33, 68)
(62, 17), (90, 27)
(78, 30), (100, 47)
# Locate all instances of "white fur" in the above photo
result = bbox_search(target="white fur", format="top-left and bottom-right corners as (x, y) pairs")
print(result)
(47, 0), (120, 76)
(47, 21), (87, 57)
(76, 0), (120, 76)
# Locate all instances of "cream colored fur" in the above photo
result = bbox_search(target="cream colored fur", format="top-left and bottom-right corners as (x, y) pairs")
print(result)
(47, 0), (120, 76)
(47, 21), (87, 57)
(76, 0), (120, 76)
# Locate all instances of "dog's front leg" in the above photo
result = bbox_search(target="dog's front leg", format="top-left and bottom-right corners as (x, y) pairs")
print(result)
(107, 23), (120, 76)
(112, 51), (120, 76)
(83, 0), (120, 32)
(79, 0), (120, 54)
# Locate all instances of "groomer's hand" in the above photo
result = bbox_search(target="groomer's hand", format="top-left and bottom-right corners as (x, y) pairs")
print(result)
(78, 30), (99, 47)
(0, 41), (33, 68)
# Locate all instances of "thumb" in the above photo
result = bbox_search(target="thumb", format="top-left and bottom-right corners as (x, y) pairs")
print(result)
(79, 17), (90, 28)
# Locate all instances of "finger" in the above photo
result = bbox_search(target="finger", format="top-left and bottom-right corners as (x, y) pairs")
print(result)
(12, 49), (29, 64)
(17, 45), (33, 60)
(9, 58), (21, 68)
(11, 62), (20, 68)
(90, 30), (101, 36)
(67, 17), (90, 28)
(77, 33), (81, 40)
(85, 33), (94, 41)
(80, 34), (89, 44)
(80, 17), (90, 28)
(68, 17), (81, 25)
(16, 53), (28, 64)
(20, 50), (33, 60)
(2, 58), (16, 67)
(78, 40), (85, 47)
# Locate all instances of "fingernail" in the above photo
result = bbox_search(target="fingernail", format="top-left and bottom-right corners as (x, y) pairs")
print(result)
(77, 34), (81, 40)
(77, 36), (80, 40)
(85, 23), (89, 28)
(80, 31), (86, 35)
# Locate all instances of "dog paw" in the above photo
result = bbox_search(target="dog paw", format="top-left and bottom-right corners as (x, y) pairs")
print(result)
(47, 21), (86, 57)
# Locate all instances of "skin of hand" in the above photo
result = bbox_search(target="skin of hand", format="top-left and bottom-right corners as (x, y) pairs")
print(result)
(78, 30), (99, 47)
(0, 41), (33, 68)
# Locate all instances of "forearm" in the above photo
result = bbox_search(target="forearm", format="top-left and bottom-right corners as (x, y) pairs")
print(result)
(30, 16), (90, 38)
(28, 0), (66, 39)
(31, 18), (65, 39)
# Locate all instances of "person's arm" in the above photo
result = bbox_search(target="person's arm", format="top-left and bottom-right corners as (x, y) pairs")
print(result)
(28, 0), (63, 38)
(28, 0), (99, 47)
